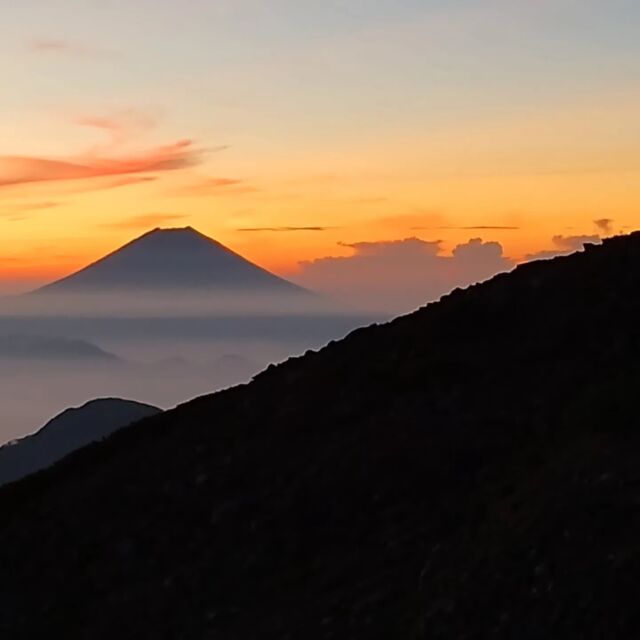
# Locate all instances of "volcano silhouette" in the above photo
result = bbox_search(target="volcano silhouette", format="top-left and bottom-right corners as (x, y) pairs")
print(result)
(35, 227), (306, 295)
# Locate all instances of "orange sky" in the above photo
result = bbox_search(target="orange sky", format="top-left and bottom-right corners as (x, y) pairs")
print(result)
(1, 1), (639, 291)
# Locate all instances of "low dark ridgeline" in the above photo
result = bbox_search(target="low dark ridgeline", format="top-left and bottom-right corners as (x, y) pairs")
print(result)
(0, 398), (161, 487)
(1, 233), (639, 639)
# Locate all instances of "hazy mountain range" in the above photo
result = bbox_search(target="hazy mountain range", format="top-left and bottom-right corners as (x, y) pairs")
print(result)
(1, 232), (639, 638)
(0, 227), (372, 443)
(0, 334), (119, 361)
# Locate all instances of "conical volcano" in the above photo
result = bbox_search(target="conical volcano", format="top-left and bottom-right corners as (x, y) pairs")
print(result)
(35, 227), (306, 295)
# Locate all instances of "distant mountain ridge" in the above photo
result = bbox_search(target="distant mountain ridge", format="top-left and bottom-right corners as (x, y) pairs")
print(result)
(0, 398), (160, 486)
(0, 335), (120, 361)
(35, 227), (308, 295)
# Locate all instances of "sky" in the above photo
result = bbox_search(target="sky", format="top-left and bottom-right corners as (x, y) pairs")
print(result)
(1, 0), (639, 293)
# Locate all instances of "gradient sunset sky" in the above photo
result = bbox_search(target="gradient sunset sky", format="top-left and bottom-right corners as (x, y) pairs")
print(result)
(1, 0), (638, 292)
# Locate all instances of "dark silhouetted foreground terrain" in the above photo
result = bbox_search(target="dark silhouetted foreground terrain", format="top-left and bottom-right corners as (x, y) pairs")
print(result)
(0, 398), (160, 486)
(1, 233), (640, 639)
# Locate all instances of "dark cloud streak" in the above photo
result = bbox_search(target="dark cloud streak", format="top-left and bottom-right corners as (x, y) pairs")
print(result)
(412, 225), (520, 231)
(238, 226), (333, 233)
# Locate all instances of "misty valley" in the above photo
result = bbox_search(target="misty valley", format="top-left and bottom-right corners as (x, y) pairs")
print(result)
(0, 228), (376, 443)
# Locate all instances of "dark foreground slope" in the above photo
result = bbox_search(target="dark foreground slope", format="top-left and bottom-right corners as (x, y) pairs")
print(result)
(0, 399), (161, 486)
(1, 234), (640, 639)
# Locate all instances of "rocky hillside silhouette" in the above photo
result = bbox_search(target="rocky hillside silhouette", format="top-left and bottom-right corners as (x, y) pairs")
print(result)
(1, 233), (640, 639)
(34, 226), (307, 294)
(0, 399), (160, 486)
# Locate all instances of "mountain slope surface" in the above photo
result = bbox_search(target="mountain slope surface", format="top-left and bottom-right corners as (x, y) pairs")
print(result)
(1, 233), (640, 639)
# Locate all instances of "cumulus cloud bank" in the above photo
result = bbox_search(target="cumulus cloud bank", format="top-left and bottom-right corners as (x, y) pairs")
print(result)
(295, 237), (514, 314)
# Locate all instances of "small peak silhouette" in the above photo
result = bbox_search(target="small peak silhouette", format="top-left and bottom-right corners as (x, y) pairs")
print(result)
(0, 398), (160, 487)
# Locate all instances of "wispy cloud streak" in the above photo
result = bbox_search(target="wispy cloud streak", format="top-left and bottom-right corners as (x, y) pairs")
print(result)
(0, 141), (199, 189)
(29, 37), (111, 58)
(172, 177), (255, 197)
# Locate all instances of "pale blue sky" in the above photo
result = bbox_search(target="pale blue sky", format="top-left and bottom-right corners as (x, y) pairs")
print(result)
(2, 0), (639, 153)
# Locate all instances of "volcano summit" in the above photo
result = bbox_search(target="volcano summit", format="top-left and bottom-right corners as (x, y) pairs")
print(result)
(35, 227), (307, 295)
